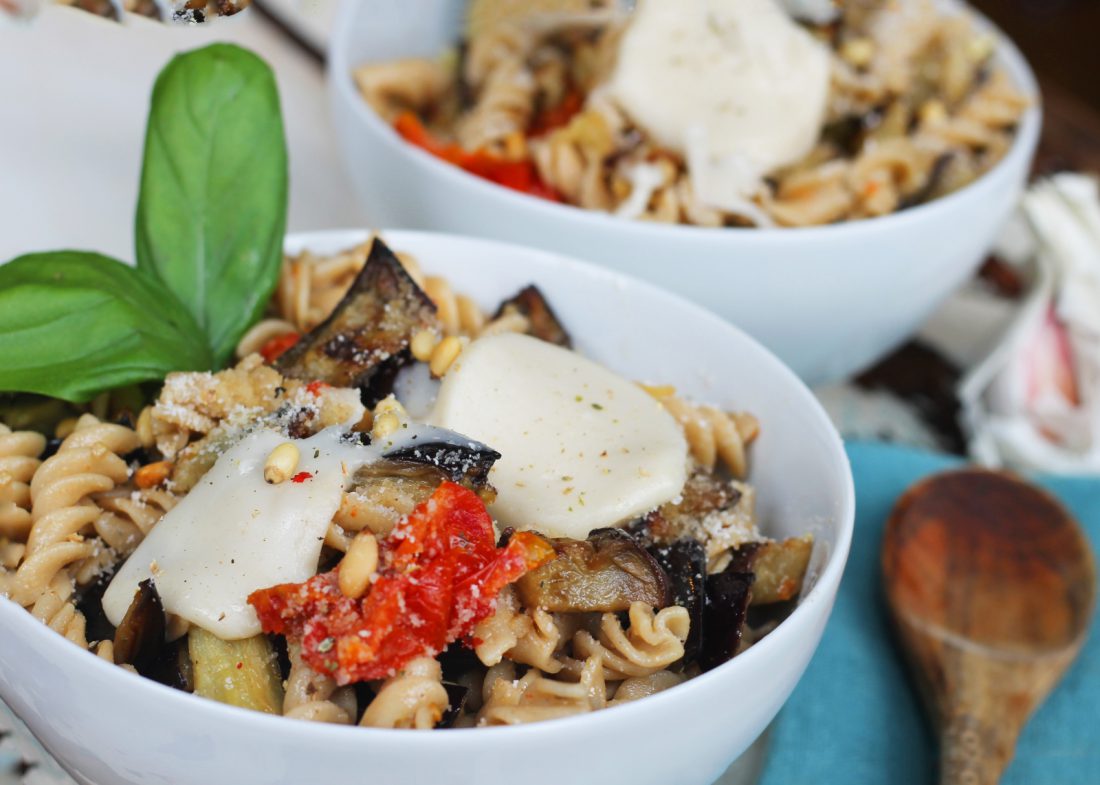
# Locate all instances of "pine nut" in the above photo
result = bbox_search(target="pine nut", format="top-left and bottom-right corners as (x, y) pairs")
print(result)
(840, 37), (874, 68)
(429, 336), (464, 377)
(264, 442), (300, 484)
(372, 412), (401, 441)
(136, 406), (155, 449)
(410, 329), (438, 362)
(339, 531), (379, 599)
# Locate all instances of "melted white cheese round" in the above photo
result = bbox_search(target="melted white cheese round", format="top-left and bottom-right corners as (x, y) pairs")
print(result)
(102, 428), (363, 639)
(430, 333), (688, 539)
(607, 0), (831, 209)
(101, 421), (452, 640)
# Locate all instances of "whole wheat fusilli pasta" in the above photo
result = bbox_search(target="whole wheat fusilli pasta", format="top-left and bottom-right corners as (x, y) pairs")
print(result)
(609, 669), (685, 705)
(477, 654), (606, 726)
(0, 424), (45, 543)
(360, 656), (449, 729)
(571, 602), (690, 680)
(284, 641), (358, 725)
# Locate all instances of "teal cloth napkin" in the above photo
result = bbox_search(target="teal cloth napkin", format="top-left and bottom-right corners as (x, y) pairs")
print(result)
(760, 441), (1100, 785)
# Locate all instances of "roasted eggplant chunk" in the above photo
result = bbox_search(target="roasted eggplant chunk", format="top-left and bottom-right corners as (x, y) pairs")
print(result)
(346, 465), (441, 532)
(351, 429), (500, 505)
(276, 239), (437, 389)
(647, 538), (707, 664)
(701, 570), (754, 671)
(665, 470), (742, 521)
(516, 528), (669, 613)
(311, 429), (503, 539)
(113, 579), (167, 672)
(382, 429), (500, 489)
(494, 285), (572, 348)
(726, 535), (814, 605)
(644, 470), (744, 543)
(189, 628), (284, 714)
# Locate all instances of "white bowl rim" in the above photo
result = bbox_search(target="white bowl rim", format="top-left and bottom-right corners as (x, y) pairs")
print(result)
(327, 0), (1041, 243)
(1, 228), (856, 746)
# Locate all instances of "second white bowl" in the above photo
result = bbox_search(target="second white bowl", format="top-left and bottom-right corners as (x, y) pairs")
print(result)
(327, 0), (1041, 384)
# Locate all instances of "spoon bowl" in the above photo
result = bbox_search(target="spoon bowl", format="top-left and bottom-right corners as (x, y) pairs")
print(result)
(882, 469), (1095, 785)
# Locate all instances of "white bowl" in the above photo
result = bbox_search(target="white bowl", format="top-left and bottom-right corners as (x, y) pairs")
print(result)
(327, 0), (1041, 384)
(0, 230), (854, 785)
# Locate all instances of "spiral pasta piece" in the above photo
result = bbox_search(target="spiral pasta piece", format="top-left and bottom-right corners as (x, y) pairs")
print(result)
(457, 59), (537, 152)
(92, 487), (177, 556)
(572, 602), (690, 680)
(464, 20), (537, 90)
(765, 160), (856, 227)
(530, 109), (615, 210)
(477, 654), (606, 726)
(275, 242), (373, 333)
(647, 389), (759, 478)
(354, 58), (452, 121)
(848, 137), (934, 218)
(360, 656), (449, 729)
(9, 416), (139, 610)
(918, 70), (1028, 152)
(284, 641), (358, 725)
(29, 572), (89, 648)
(473, 585), (571, 673)
(0, 424), (46, 542)
(609, 669), (685, 705)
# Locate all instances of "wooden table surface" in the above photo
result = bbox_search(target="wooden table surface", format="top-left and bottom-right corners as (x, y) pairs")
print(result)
(971, 0), (1100, 174)
(1036, 80), (1100, 176)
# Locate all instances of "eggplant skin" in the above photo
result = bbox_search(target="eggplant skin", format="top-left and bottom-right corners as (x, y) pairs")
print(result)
(647, 538), (707, 664)
(515, 528), (670, 613)
(276, 239), (437, 389)
(113, 578), (167, 673)
(701, 570), (754, 672)
(494, 285), (572, 348)
(437, 682), (470, 729)
(383, 437), (500, 489)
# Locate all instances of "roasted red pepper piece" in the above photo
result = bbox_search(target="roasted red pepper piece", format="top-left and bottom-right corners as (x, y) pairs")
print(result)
(393, 112), (561, 202)
(248, 481), (554, 684)
(258, 332), (300, 363)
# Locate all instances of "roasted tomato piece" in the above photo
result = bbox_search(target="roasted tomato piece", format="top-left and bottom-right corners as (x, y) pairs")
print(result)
(258, 332), (300, 363)
(394, 112), (561, 201)
(248, 481), (552, 684)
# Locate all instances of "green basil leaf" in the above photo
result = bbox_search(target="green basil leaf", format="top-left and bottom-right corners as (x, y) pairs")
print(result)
(135, 43), (288, 367)
(0, 252), (212, 403)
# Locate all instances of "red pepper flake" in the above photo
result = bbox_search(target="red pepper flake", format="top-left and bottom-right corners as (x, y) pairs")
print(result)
(291, 472), (314, 484)
(248, 481), (554, 684)
(258, 332), (300, 364)
(305, 380), (328, 396)
(393, 112), (561, 202)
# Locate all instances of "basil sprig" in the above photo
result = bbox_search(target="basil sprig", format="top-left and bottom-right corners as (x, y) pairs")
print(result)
(136, 44), (288, 366)
(0, 43), (288, 402)
(0, 253), (211, 402)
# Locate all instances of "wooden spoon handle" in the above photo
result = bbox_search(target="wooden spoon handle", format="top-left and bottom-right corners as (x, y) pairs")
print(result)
(941, 712), (1010, 785)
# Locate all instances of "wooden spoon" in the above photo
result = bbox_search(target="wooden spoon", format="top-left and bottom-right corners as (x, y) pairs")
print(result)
(882, 469), (1096, 785)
